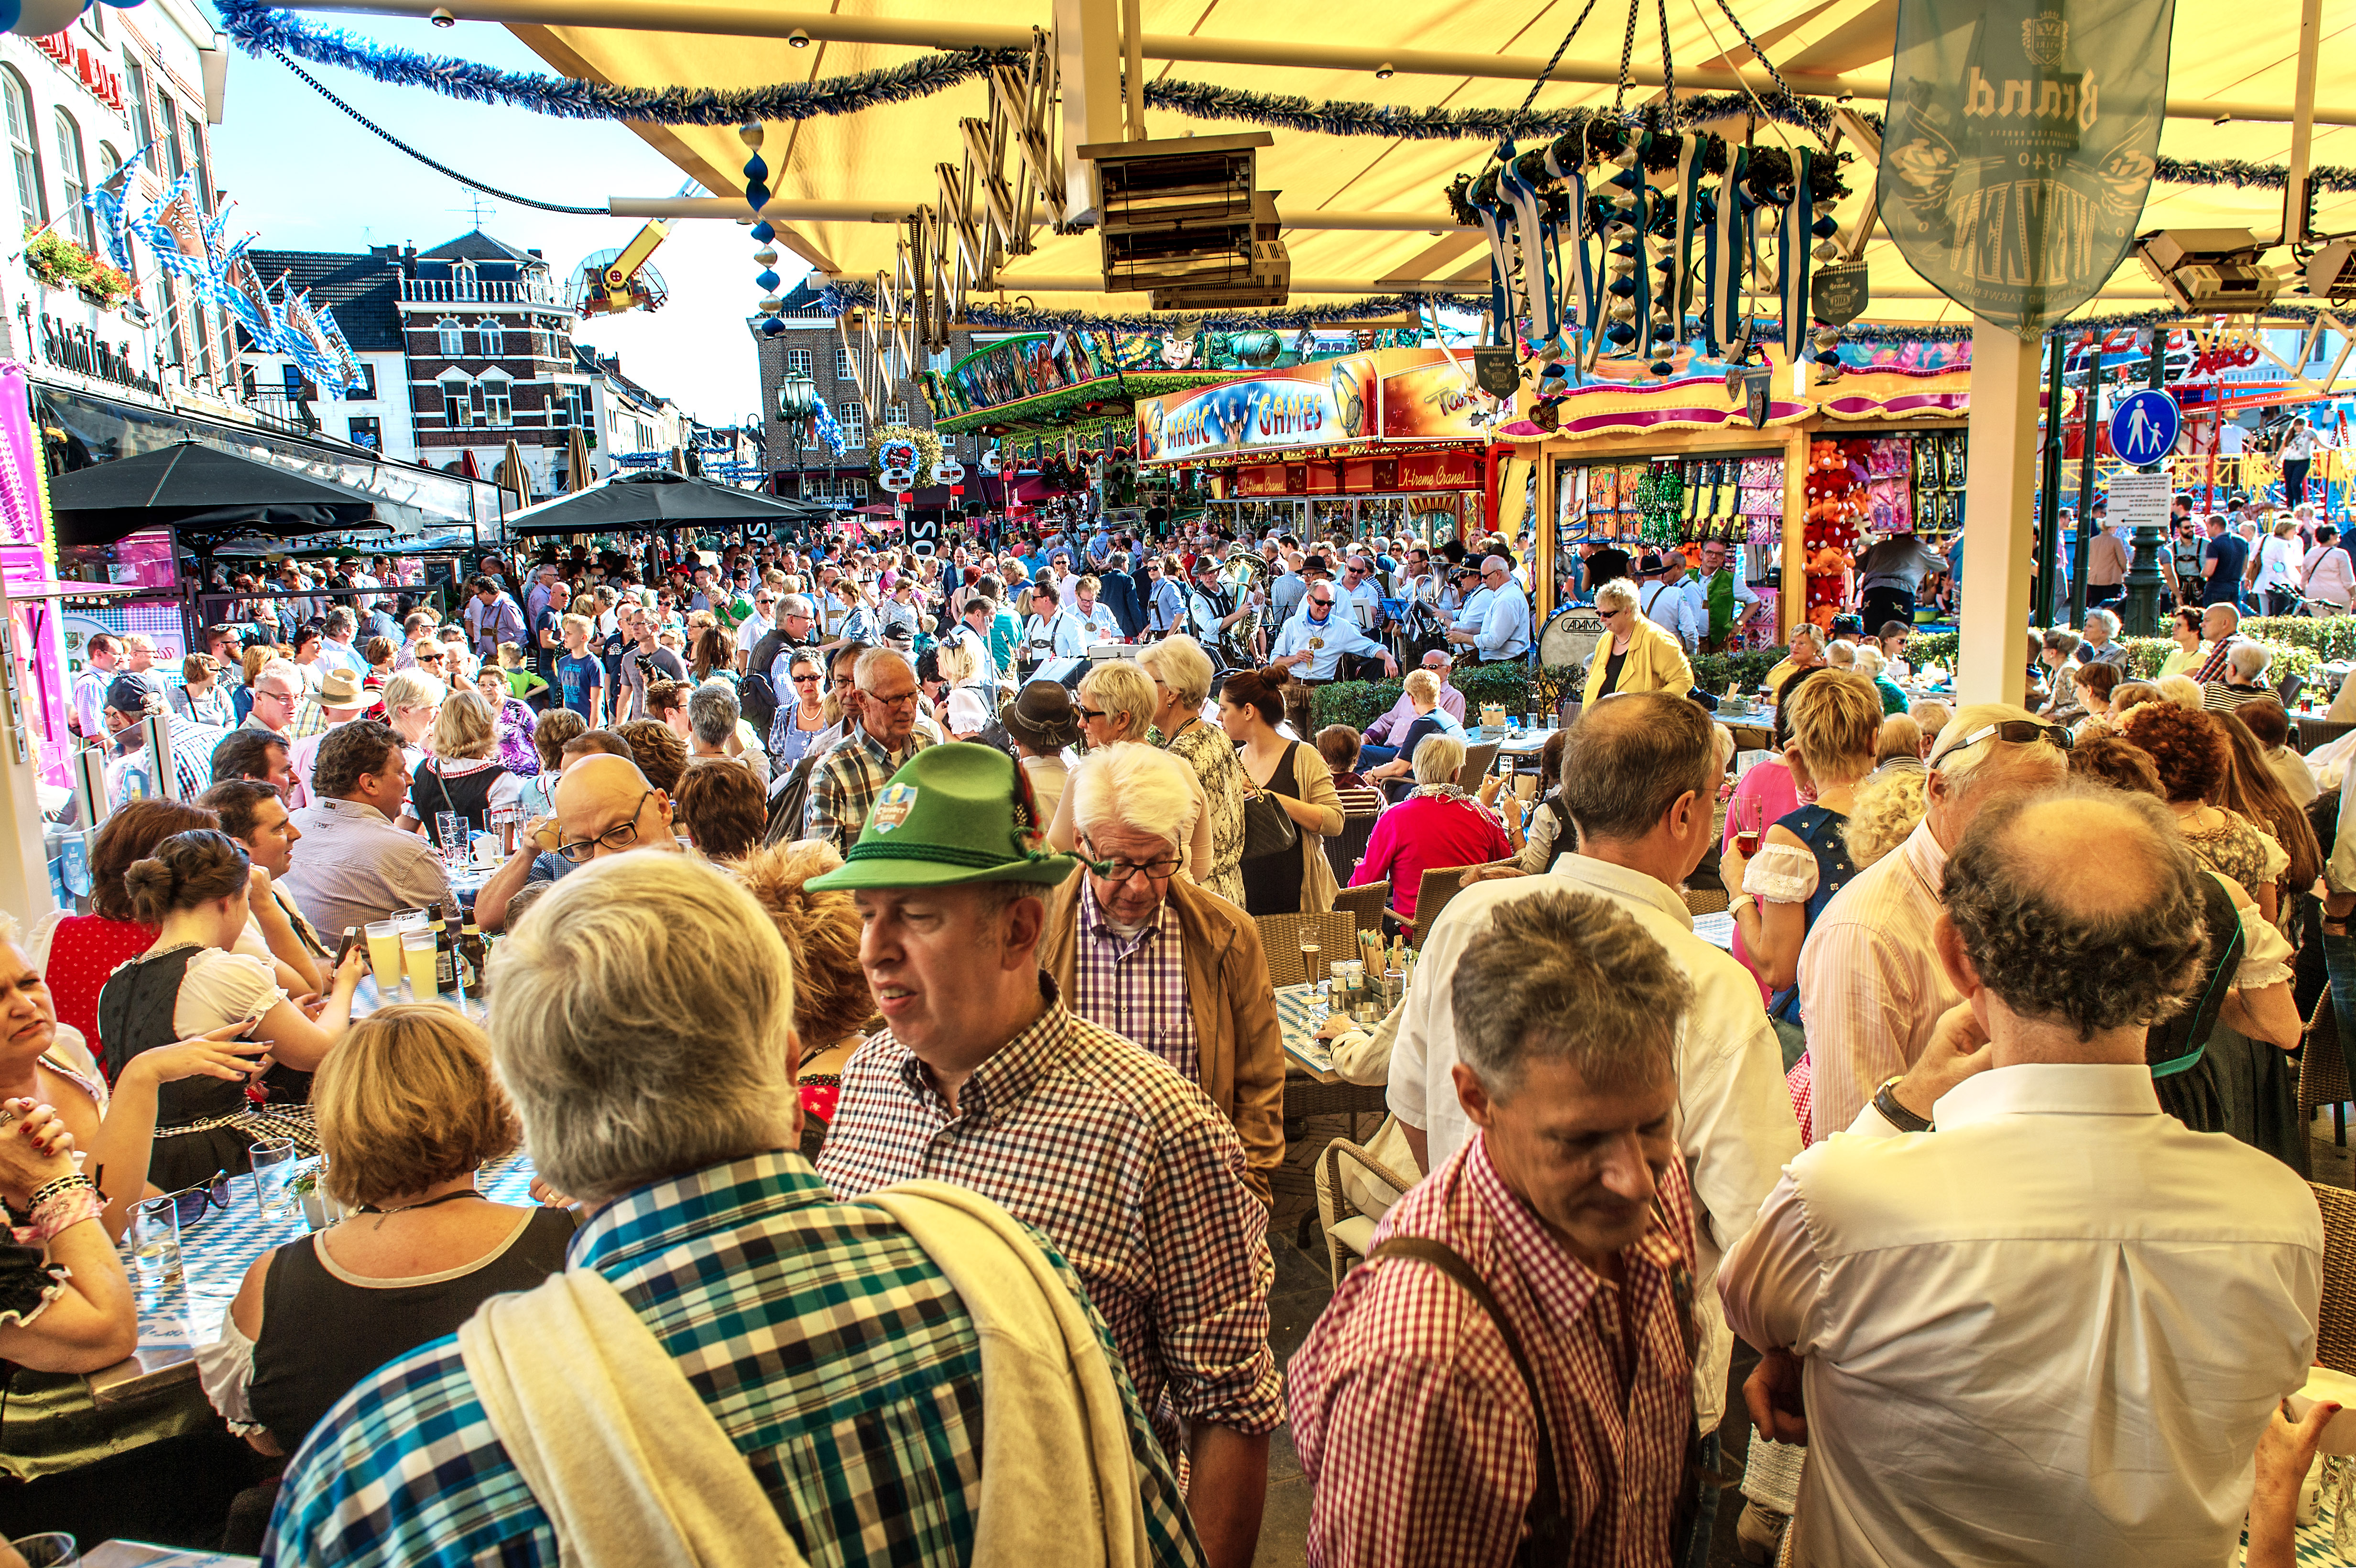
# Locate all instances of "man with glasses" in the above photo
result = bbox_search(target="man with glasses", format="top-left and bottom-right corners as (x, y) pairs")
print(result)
(1335, 555), (1385, 632)
(1682, 538), (1762, 653)
(733, 586), (778, 674)
(1035, 745), (1285, 1201)
(280, 720), (453, 939)
(804, 648), (935, 853)
(1794, 704), (2070, 1143)
(1445, 555), (1532, 664)
(1270, 583), (1397, 685)
(531, 579), (572, 691)
(238, 661), (308, 746)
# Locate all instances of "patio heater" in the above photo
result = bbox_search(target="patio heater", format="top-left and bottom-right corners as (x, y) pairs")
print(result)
(777, 371), (819, 501)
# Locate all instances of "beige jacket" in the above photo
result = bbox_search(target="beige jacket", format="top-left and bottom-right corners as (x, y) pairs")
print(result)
(1037, 875), (1287, 1200)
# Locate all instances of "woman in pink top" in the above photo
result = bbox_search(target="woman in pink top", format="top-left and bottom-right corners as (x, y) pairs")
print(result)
(1351, 731), (1511, 928)
(1722, 668), (1819, 999)
(2302, 523), (2355, 612)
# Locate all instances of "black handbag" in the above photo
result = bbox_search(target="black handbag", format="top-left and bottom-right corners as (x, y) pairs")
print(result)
(1239, 744), (1301, 860)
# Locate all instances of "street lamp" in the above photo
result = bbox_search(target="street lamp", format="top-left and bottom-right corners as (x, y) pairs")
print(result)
(777, 372), (818, 501)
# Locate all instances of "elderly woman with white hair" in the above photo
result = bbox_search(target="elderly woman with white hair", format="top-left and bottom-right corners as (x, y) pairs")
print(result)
(1137, 634), (1246, 905)
(1349, 731), (1511, 929)
(2079, 607), (2130, 668)
(2203, 640), (2278, 714)
(1763, 623), (1826, 700)
(1045, 658), (1218, 891)
(1035, 744), (1286, 1199)
(1584, 577), (1696, 704)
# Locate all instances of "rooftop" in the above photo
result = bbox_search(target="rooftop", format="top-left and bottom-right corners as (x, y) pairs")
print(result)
(240, 246), (404, 352)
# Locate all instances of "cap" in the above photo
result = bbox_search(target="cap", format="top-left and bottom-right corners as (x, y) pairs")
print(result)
(103, 675), (151, 716)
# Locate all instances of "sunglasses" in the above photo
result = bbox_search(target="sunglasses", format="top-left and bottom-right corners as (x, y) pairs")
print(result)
(164, 1168), (235, 1229)
(1937, 719), (2075, 763)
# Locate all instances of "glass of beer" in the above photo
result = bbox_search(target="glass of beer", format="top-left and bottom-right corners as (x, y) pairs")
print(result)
(1730, 798), (1765, 860)
(1298, 929), (1323, 988)
(364, 921), (403, 991)
(402, 927), (439, 1001)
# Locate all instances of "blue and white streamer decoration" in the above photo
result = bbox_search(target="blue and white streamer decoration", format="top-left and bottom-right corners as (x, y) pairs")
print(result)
(740, 122), (785, 338)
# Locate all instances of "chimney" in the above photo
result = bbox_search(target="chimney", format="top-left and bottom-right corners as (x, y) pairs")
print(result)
(528, 249), (543, 259)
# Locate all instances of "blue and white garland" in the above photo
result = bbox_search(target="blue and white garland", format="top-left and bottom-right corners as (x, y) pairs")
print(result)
(217, 2), (2356, 196)
(818, 279), (1485, 331)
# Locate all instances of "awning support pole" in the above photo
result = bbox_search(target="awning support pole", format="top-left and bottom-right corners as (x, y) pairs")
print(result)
(1956, 318), (2038, 708)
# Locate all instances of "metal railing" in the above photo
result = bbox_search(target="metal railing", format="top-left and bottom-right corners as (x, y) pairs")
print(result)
(398, 277), (557, 305)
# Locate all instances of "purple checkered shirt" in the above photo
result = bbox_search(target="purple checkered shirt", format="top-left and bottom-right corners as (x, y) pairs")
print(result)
(817, 980), (1285, 1459)
(1069, 880), (1199, 1084)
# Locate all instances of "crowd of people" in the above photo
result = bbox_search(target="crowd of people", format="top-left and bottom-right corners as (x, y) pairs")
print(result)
(12, 518), (2356, 1567)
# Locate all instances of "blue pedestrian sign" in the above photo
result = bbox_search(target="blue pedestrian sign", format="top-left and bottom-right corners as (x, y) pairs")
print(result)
(2109, 389), (2182, 467)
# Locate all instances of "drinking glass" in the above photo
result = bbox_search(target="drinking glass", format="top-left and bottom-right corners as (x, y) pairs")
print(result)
(250, 1138), (298, 1221)
(126, 1196), (179, 1284)
(489, 804), (524, 857)
(1298, 932), (1323, 987)
(402, 928), (439, 1001)
(1730, 797), (1765, 860)
(8, 1534), (76, 1567)
(363, 921), (403, 993)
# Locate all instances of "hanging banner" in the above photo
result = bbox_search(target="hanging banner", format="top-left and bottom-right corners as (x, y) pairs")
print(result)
(1879, 0), (2173, 339)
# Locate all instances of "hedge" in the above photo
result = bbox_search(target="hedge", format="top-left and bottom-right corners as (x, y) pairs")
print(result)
(1905, 625), (2323, 686)
(1309, 645), (1801, 729)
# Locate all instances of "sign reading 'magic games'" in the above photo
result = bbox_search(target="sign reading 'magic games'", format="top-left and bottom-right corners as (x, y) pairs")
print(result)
(1878, 0), (2172, 338)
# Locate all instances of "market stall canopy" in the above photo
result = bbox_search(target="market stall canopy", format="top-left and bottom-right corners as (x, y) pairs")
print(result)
(501, 468), (829, 535)
(49, 440), (384, 551)
(485, 0), (2356, 330)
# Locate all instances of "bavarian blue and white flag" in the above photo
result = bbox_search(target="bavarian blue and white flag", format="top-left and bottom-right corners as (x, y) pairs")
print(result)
(80, 139), (150, 273)
(218, 235), (281, 354)
(131, 176), (219, 302)
(281, 285), (354, 395)
(317, 306), (364, 391)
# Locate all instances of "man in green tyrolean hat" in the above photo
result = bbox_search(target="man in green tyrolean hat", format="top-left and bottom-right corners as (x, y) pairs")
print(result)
(811, 742), (1286, 1563)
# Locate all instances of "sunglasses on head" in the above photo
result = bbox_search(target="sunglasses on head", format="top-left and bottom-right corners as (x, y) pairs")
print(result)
(1937, 719), (2075, 763)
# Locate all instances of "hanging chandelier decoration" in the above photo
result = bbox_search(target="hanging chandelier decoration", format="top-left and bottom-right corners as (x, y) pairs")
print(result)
(1443, 0), (1853, 427)
(742, 121), (786, 338)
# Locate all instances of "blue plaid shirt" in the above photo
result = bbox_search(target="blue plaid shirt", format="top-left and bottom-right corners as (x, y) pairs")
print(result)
(263, 1151), (1204, 1568)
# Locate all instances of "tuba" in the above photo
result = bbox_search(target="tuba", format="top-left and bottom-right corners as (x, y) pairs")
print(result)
(1219, 552), (1271, 668)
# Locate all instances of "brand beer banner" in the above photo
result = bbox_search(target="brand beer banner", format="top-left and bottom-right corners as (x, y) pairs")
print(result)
(1879, 0), (2172, 339)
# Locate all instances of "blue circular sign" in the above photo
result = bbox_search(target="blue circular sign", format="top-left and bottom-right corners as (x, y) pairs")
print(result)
(2109, 389), (2182, 467)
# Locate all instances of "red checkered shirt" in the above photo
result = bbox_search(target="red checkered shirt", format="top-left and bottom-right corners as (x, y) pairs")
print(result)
(2192, 633), (2241, 685)
(1287, 1132), (1700, 1568)
(1067, 880), (1199, 1084)
(817, 981), (1284, 1458)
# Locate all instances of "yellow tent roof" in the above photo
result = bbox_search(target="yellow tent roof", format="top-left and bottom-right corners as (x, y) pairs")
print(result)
(495, 0), (2356, 329)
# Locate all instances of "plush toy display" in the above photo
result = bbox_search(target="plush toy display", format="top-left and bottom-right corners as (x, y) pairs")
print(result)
(1800, 437), (1872, 622)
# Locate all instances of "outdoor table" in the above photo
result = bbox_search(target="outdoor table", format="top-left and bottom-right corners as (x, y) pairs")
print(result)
(1275, 982), (1387, 1124)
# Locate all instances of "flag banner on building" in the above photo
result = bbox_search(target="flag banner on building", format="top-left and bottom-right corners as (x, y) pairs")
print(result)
(317, 306), (364, 391)
(132, 176), (221, 302)
(1878, 0), (2173, 338)
(277, 279), (352, 394)
(79, 138), (150, 274)
(219, 237), (281, 354)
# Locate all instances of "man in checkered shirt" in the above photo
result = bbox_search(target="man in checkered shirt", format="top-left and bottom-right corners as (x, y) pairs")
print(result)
(267, 852), (1204, 1568)
(813, 742), (1285, 1568)
(802, 647), (933, 851)
(1289, 890), (1704, 1568)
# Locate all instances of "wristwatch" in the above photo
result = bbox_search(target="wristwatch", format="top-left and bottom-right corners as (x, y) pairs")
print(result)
(1872, 1074), (1934, 1133)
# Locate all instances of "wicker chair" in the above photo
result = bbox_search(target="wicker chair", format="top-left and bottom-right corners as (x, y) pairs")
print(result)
(1257, 910), (1356, 988)
(2312, 1182), (2356, 1373)
(1318, 1122), (1422, 1290)
(1325, 811), (1380, 884)
(1409, 857), (1518, 941)
(1329, 880), (1391, 938)
(1683, 885), (1732, 916)
(1455, 739), (1501, 791)
(2301, 987), (2353, 1155)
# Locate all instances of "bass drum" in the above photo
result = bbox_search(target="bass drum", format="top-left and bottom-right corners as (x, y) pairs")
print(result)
(1540, 605), (1608, 683)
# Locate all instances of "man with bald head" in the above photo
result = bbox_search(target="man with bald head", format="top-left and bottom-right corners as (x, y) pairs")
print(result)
(1723, 783), (2322, 1568)
(471, 752), (680, 930)
(803, 647), (934, 852)
(1796, 703), (2072, 1138)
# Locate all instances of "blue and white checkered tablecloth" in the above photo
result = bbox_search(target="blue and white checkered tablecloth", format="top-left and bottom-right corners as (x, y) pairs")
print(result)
(1275, 983), (1332, 1076)
(129, 1150), (537, 1355)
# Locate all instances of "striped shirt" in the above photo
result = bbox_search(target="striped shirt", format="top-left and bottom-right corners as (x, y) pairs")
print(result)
(264, 1151), (1205, 1568)
(1068, 880), (1198, 1083)
(818, 986), (1284, 1460)
(1288, 1134), (1700, 1568)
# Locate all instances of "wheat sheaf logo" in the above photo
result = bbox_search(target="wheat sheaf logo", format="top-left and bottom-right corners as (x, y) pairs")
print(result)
(2020, 11), (2069, 67)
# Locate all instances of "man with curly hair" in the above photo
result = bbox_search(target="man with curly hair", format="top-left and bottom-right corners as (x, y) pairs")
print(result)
(1723, 783), (2322, 1568)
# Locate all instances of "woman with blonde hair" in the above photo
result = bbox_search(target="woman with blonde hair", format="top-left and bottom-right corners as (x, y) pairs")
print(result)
(1138, 634), (1246, 905)
(729, 842), (879, 1150)
(1584, 577), (1696, 702)
(200, 1006), (570, 1468)
(1841, 764), (1928, 870)
(377, 667), (445, 775)
(409, 689), (523, 853)
(1725, 670), (1883, 1013)
(1047, 659), (1216, 884)
(935, 638), (992, 740)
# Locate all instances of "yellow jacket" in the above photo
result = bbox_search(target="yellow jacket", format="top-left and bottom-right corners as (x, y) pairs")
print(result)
(1583, 614), (1697, 705)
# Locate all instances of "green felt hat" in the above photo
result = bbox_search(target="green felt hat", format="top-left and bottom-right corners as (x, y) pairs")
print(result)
(806, 742), (1081, 890)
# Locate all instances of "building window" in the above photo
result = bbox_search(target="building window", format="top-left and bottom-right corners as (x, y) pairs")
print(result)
(836, 401), (864, 449)
(887, 401), (906, 425)
(453, 260), (478, 300)
(443, 381), (469, 428)
(281, 363), (305, 399)
(183, 113), (207, 208)
(479, 320), (502, 357)
(481, 379), (513, 426)
(348, 363), (377, 399)
(437, 318), (463, 357)
(155, 91), (181, 180)
(124, 59), (153, 169)
(81, 5), (103, 42)
(835, 348), (853, 380)
(349, 416), (381, 449)
(786, 347), (812, 378)
(2, 71), (45, 236)
(53, 110), (89, 249)
(848, 478), (868, 500)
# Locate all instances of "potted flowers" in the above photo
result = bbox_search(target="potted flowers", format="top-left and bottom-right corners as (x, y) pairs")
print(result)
(23, 228), (136, 312)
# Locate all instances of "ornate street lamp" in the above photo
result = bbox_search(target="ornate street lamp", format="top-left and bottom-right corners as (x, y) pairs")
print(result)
(777, 372), (818, 501)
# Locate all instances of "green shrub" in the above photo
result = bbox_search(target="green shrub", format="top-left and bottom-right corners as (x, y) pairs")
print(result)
(1692, 646), (1789, 695)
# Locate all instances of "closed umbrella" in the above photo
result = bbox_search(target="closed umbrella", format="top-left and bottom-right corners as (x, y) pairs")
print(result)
(495, 438), (530, 508)
(567, 426), (593, 493)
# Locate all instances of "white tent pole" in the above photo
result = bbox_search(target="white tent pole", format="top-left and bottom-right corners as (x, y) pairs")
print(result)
(1954, 319), (2039, 708)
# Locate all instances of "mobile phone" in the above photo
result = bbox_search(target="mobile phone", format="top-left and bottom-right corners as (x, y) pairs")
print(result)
(334, 926), (363, 966)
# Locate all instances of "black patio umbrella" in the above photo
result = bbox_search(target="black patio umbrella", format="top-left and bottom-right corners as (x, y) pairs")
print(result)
(49, 440), (384, 551)
(504, 469), (827, 536)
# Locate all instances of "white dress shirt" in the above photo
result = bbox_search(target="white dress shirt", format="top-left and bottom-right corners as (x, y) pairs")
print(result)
(1720, 1064), (2321, 1568)
(1269, 608), (1387, 682)
(1796, 817), (1961, 1140)
(1639, 579), (1703, 652)
(1387, 853), (1802, 1429)
(1468, 583), (1533, 661)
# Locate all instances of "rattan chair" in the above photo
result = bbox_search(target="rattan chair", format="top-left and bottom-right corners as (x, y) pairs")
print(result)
(1329, 880), (1390, 937)
(1683, 885), (1732, 916)
(2301, 986), (2352, 1154)
(1455, 739), (1501, 791)
(2312, 1182), (2356, 1373)
(1325, 810), (1380, 884)
(1318, 1122), (1421, 1290)
(1257, 910), (1355, 988)
(1409, 857), (1517, 941)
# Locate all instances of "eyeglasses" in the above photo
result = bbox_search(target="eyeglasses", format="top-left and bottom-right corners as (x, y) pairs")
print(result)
(1076, 706), (1113, 722)
(416, 650), (447, 663)
(1091, 853), (1181, 884)
(1309, 597), (1334, 607)
(164, 1168), (234, 1229)
(790, 672), (821, 685)
(863, 687), (921, 708)
(556, 792), (655, 862)
(254, 686), (299, 702)
(1936, 720), (2075, 765)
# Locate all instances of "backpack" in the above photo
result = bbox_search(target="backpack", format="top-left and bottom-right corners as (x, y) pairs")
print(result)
(764, 743), (826, 848)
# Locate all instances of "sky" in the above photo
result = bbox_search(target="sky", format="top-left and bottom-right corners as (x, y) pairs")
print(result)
(203, 7), (779, 428)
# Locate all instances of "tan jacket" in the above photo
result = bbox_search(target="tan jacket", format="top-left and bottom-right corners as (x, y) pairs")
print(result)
(1037, 875), (1287, 1200)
